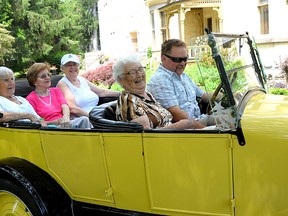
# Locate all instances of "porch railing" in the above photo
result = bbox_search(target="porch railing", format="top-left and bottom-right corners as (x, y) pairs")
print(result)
(187, 45), (210, 61)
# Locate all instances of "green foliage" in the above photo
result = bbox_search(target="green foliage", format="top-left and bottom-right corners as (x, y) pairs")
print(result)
(77, 0), (98, 52)
(187, 51), (222, 92)
(0, 1), (13, 26)
(110, 82), (124, 91)
(0, 24), (15, 64)
(185, 63), (219, 91)
(13, 71), (26, 78)
(269, 88), (288, 95)
(189, 45), (245, 92)
(144, 58), (158, 82)
(44, 51), (70, 73)
(0, 0), (98, 73)
(196, 51), (215, 68)
(147, 47), (152, 58)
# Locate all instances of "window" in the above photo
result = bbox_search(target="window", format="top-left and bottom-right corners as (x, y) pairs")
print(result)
(160, 12), (167, 42)
(150, 12), (156, 44)
(259, 1), (269, 34)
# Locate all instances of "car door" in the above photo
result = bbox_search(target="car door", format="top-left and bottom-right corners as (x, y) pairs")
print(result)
(142, 131), (235, 216)
(40, 129), (115, 204)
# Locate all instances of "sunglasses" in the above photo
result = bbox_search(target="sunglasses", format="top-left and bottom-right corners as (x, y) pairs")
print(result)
(163, 54), (188, 63)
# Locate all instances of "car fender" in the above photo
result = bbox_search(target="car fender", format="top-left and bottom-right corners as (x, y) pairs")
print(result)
(0, 157), (72, 215)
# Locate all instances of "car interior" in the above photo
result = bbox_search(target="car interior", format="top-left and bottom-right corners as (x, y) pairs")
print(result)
(8, 75), (214, 131)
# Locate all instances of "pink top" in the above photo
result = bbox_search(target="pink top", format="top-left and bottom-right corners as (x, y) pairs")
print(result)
(26, 87), (67, 121)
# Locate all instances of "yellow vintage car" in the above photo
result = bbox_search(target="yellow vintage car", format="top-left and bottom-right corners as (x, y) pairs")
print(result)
(1, 32), (288, 216)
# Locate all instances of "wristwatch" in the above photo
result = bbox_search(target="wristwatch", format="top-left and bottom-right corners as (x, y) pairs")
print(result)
(0, 112), (3, 118)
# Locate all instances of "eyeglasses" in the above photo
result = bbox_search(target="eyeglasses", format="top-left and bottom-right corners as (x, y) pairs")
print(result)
(37, 73), (52, 79)
(163, 54), (188, 63)
(121, 66), (146, 77)
(64, 62), (79, 68)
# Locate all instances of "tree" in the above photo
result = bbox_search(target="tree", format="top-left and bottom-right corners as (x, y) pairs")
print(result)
(0, 24), (15, 64)
(78, 0), (99, 52)
(0, 0), (99, 70)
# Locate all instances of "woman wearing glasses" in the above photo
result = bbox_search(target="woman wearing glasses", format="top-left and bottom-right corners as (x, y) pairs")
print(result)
(147, 39), (214, 126)
(57, 54), (120, 117)
(113, 55), (205, 129)
(26, 63), (93, 128)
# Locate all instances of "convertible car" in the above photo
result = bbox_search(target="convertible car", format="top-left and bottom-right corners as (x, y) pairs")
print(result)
(1, 31), (288, 216)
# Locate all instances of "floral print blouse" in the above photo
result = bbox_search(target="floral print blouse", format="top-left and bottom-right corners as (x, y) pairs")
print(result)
(116, 91), (173, 129)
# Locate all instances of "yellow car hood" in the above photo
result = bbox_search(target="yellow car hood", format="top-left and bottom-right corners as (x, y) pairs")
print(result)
(241, 93), (288, 140)
(242, 93), (288, 117)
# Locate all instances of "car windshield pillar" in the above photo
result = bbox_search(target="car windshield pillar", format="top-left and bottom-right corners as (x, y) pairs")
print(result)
(206, 31), (236, 107)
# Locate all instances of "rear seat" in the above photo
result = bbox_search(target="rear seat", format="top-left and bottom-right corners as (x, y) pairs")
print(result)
(89, 101), (143, 132)
(15, 76), (143, 131)
(15, 75), (63, 97)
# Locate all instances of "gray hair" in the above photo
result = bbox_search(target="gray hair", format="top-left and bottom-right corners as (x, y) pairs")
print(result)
(113, 54), (142, 83)
(0, 66), (14, 79)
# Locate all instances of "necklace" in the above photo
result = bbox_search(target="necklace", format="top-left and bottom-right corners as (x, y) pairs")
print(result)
(36, 90), (51, 106)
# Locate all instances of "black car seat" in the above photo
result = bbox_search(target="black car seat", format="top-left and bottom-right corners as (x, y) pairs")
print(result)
(89, 100), (143, 132)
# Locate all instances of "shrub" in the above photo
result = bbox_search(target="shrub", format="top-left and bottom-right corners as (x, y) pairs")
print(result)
(144, 58), (158, 81)
(274, 82), (286, 89)
(81, 61), (115, 89)
(185, 63), (220, 91)
(269, 88), (288, 95)
(268, 81), (288, 95)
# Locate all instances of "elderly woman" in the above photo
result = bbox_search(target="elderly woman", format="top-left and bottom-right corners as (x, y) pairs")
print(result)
(0, 66), (42, 123)
(113, 55), (205, 129)
(57, 54), (120, 117)
(26, 63), (93, 128)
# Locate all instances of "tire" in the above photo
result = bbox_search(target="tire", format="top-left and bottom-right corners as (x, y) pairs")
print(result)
(0, 177), (42, 216)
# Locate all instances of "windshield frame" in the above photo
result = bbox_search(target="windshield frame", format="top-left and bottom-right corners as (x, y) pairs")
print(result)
(190, 31), (267, 138)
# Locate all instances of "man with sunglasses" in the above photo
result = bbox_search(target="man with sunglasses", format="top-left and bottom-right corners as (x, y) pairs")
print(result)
(147, 39), (210, 124)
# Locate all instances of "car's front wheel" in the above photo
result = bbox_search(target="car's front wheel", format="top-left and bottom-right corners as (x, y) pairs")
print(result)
(0, 178), (42, 216)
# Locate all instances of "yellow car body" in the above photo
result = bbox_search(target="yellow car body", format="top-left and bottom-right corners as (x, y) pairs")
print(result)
(1, 33), (288, 216)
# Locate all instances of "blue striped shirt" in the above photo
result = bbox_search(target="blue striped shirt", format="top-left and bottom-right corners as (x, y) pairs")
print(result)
(147, 64), (204, 119)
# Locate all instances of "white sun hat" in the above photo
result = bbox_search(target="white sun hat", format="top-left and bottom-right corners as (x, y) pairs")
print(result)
(61, 54), (80, 66)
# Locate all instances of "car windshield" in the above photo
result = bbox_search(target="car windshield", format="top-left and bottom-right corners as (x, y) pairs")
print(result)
(190, 32), (267, 130)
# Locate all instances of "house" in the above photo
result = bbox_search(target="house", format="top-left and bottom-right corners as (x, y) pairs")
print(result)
(97, 0), (151, 60)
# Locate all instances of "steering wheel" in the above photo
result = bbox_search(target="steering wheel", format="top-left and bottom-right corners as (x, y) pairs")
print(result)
(206, 82), (223, 114)
(207, 70), (238, 114)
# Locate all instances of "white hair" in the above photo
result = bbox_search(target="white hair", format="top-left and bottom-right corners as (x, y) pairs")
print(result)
(113, 54), (142, 83)
(0, 66), (13, 79)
